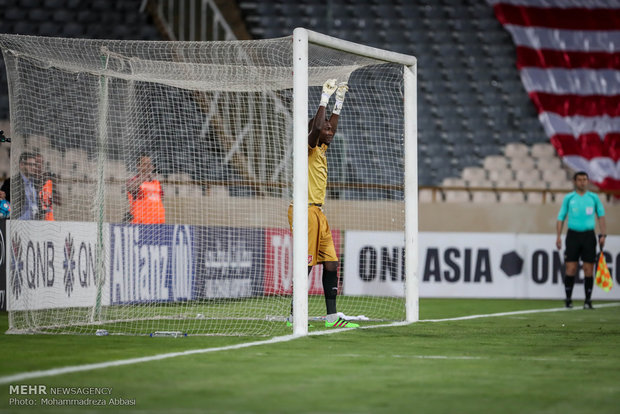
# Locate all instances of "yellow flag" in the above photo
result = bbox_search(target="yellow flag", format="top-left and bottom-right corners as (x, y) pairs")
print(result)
(595, 252), (613, 292)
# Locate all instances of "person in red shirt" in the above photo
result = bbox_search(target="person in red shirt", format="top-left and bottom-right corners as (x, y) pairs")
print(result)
(126, 154), (165, 224)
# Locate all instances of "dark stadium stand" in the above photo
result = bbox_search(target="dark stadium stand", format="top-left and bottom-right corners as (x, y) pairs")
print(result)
(0, 0), (162, 120)
(0, 0), (566, 201)
(237, 0), (550, 187)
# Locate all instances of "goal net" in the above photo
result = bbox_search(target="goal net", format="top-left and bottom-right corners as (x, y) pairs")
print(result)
(0, 31), (417, 336)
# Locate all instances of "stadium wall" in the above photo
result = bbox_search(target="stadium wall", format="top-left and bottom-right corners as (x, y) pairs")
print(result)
(51, 195), (620, 234)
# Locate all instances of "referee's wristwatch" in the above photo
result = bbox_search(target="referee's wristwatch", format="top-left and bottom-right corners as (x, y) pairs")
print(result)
(598, 234), (607, 239)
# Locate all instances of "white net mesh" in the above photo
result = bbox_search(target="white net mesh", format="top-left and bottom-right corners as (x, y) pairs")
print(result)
(1, 34), (410, 335)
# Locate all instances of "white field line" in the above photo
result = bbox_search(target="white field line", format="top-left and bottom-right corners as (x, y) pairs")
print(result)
(335, 354), (586, 362)
(418, 301), (620, 323)
(1, 302), (618, 385)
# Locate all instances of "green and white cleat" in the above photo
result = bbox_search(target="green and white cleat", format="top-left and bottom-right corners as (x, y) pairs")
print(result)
(325, 317), (359, 328)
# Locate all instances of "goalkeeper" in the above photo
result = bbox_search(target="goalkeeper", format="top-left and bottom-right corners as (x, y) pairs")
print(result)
(287, 79), (358, 328)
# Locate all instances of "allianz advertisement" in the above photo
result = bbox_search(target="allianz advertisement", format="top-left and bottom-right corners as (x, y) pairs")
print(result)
(109, 224), (194, 304)
(6, 224), (619, 311)
(344, 231), (620, 300)
(7, 223), (264, 311)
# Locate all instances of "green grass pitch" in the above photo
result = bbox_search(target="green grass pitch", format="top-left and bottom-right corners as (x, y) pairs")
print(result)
(1, 299), (619, 413)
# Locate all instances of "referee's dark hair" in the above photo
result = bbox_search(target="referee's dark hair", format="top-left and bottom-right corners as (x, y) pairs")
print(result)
(573, 171), (589, 181)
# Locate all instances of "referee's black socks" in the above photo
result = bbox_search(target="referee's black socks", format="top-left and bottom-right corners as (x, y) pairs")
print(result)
(584, 276), (594, 302)
(564, 275), (575, 300)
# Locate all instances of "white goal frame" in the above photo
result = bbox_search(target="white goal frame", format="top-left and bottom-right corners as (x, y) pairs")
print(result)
(291, 28), (419, 336)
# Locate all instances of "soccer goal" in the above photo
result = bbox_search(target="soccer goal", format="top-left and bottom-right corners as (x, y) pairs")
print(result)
(0, 29), (418, 336)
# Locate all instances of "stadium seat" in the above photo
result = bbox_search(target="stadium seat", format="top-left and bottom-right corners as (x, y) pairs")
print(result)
(511, 157), (537, 172)
(442, 177), (466, 187)
(542, 169), (570, 186)
(521, 178), (545, 190)
(504, 143), (529, 159)
(483, 155), (509, 171)
(498, 191), (526, 203)
(29, 8), (51, 22)
(45, 0), (69, 8)
(476, 144), (500, 158)
(532, 143), (556, 159)
(471, 190), (497, 203)
(525, 191), (544, 204)
(443, 189), (470, 203)
(419, 188), (436, 203)
(551, 189), (572, 203)
(4, 7), (28, 21)
(488, 169), (514, 183)
(515, 169), (541, 182)
(535, 156), (562, 171)
(520, 178), (547, 204)
(461, 167), (486, 182)
(494, 179), (520, 190)
(38, 22), (61, 36)
(52, 9), (74, 23)
(467, 178), (493, 189)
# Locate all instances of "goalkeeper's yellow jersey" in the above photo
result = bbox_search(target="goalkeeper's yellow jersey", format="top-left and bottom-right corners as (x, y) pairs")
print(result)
(308, 144), (328, 205)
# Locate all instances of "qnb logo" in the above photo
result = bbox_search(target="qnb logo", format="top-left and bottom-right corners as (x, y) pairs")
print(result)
(10, 235), (24, 300)
(63, 233), (76, 297)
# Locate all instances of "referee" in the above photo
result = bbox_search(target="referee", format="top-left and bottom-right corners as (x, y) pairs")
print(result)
(556, 171), (606, 309)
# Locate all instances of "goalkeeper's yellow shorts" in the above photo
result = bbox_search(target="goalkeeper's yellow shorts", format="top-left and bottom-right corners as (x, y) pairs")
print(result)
(288, 204), (338, 267)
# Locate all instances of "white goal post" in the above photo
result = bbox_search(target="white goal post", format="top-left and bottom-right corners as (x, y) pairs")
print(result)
(0, 29), (418, 336)
(292, 29), (418, 335)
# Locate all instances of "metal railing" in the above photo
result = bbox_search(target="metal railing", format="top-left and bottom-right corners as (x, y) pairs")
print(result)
(423, 186), (620, 204)
(142, 0), (237, 41)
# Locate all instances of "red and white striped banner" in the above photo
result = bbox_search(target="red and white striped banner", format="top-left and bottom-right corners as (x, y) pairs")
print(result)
(488, 0), (620, 191)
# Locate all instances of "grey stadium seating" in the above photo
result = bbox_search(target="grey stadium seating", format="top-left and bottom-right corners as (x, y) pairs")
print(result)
(237, 0), (550, 193)
(0, 0), (560, 201)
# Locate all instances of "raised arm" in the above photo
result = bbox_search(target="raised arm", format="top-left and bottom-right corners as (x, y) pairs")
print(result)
(309, 79), (337, 147)
(308, 107), (327, 148)
(328, 82), (349, 134)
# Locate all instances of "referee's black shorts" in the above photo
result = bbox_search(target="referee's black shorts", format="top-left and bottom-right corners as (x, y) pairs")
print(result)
(565, 229), (597, 263)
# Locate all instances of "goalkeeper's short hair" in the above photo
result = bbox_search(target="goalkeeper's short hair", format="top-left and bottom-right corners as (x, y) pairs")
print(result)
(308, 115), (329, 133)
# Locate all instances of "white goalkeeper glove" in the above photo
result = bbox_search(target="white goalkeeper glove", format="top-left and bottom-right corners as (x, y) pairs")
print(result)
(320, 78), (338, 107)
(332, 82), (349, 115)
